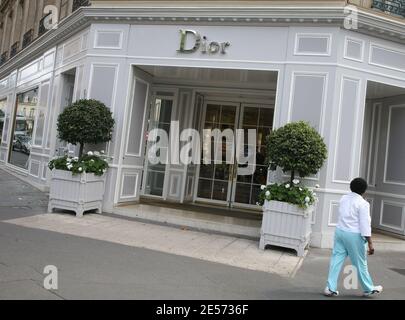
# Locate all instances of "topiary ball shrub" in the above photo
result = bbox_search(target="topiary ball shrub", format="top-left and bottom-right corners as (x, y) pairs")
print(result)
(265, 121), (327, 183)
(57, 99), (115, 157)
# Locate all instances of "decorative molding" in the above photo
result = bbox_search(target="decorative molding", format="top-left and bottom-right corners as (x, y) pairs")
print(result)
(294, 33), (332, 56)
(28, 159), (41, 178)
(94, 30), (124, 49)
(343, 36), (365, 62)
(2, 6), (405, 77)
(124, 76), (150, 157)
(383, 104), (405, 186)
(379, 200), (405, 231)
(120, 172), (139, 199)
(369, 42), (405, 73)
(366, 102), (381, 187)
(328, 200), (340, 227)
(332, 75), (361, 184)
(287, 71), (329, 136)
(168, 173), (182, 198)
(88, 63), (119, 110)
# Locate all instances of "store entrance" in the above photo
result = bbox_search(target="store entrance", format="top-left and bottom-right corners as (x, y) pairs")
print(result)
(196, 100), (273, 209)
(136, 65), (278, 212)
(361, 81), (405, 237)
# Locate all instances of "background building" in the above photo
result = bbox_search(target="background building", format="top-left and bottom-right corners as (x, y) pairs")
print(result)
(0, 0), (90, 65)
(1, 0), (405, 249)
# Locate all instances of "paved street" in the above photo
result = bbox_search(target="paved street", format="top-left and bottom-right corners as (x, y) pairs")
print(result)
(0, 168), (405, 300)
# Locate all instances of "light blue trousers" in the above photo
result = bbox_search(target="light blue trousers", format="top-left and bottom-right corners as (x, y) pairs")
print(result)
(326, 228), (374, 293)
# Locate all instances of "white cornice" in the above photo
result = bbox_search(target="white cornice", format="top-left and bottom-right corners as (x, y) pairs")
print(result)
(1, 5), (405, 78)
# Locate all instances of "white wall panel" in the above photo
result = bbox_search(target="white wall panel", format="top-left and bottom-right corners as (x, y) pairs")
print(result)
(289, 73), (327, 132)
(333, 77), (360, 182)
(89, 64), (117, 108)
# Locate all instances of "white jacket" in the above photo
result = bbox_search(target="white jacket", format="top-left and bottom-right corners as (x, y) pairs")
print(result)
(337, 192), (372, 237)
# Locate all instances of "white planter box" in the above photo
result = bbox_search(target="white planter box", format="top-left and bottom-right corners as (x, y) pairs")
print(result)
(48, 169), (106, 217)
(259, 200), (314, 257)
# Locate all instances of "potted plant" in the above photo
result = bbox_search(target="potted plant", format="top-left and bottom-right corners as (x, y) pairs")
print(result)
(48, 99), (115, 217)
(258, 121), (327, 257)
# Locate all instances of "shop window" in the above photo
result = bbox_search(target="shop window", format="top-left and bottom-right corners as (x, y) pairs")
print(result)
(34, 82), (50, 146)
(8, 88), (38, 170)
(0, 99), (6, 144)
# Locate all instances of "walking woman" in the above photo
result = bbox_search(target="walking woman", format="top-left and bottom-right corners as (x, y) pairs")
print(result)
(324, 178), (383, 297)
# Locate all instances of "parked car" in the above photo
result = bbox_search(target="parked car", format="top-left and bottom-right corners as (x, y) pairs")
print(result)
(12, 134), (32, 155)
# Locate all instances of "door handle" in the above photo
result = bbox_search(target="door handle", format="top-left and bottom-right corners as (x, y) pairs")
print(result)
(228, 164), (234, 182)
(234, 165), (238, 179)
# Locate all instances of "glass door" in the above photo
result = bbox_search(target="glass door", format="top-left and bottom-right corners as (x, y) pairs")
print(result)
(196, 101), (274, 209)
(231, 104), (274, 207)
(196, 102), (239, 205)
(143, 94), (174, 197)
(9, 88), (38, 170)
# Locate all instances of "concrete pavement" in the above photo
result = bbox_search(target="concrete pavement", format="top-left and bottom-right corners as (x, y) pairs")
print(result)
(4, 213), (304, 277)
(1, 167), (405, 299)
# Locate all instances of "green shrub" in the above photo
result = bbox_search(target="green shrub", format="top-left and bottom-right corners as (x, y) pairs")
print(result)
(258, 180), (319, 209)
(49, 151), (109, 176)
(57, 99), (115, 157)
(259, 121), (327, 208)
(265, 121), (327, 183)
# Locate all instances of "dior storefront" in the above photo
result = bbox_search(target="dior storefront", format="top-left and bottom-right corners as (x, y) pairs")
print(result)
(0, 5), (405, 248)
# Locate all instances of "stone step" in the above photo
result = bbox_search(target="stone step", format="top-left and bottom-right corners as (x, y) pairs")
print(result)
(112, 204), (262, 241)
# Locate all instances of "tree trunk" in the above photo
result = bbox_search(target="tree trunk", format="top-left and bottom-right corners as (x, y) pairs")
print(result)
(79, 143), (84, 158)
(290, 170), (295, 184)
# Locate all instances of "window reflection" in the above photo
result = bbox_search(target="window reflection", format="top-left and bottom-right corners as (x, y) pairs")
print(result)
(0, 99), (6, 145)
(9, 89), (38, 170)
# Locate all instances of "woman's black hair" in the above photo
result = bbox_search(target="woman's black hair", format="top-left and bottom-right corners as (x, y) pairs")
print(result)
(350, 177), (368, 195)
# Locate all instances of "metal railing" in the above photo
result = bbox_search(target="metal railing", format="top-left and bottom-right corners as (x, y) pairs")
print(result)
(10, 41), (19, 58)
(372, 0), (405, 17)
(0, 51), (8, 65)
(22, 29), (34, 49)
(72, 0), (91, 13)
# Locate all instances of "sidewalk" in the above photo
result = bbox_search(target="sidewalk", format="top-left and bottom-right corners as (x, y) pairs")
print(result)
(1, 167), (405, 299)
(4, 213), (304, 278)
(0, 168), (304, 278)
(1, 167), (405, 282)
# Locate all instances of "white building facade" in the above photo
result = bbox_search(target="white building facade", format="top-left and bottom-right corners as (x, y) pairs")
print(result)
(1, 3), (405, 248)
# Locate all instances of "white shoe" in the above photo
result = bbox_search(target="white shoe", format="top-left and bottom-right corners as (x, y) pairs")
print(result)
(324, 287), (339, 297)
(363, 285), (383, 297)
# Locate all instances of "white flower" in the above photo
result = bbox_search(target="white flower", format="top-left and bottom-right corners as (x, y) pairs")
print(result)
(299, 187), (303, 192)
(87, 151), (94, 156)
(265, 191), (271, 197)
(315, 184), (320, 189)
(103, 169), (107, 173)
(90, 159), (95, 163)
(261, 185), (266, 190)
(293, 179), (300, 185)
(73, 157), (79, 161)
(313, 193), (317, 197)
(101, 150), (105, 154)
(94, 151), (100, 157)
(305, 196), (310, 203)
(67, 165), (73, 170)
(285, 184), (290, 189)
(78, 167), (83, 172)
